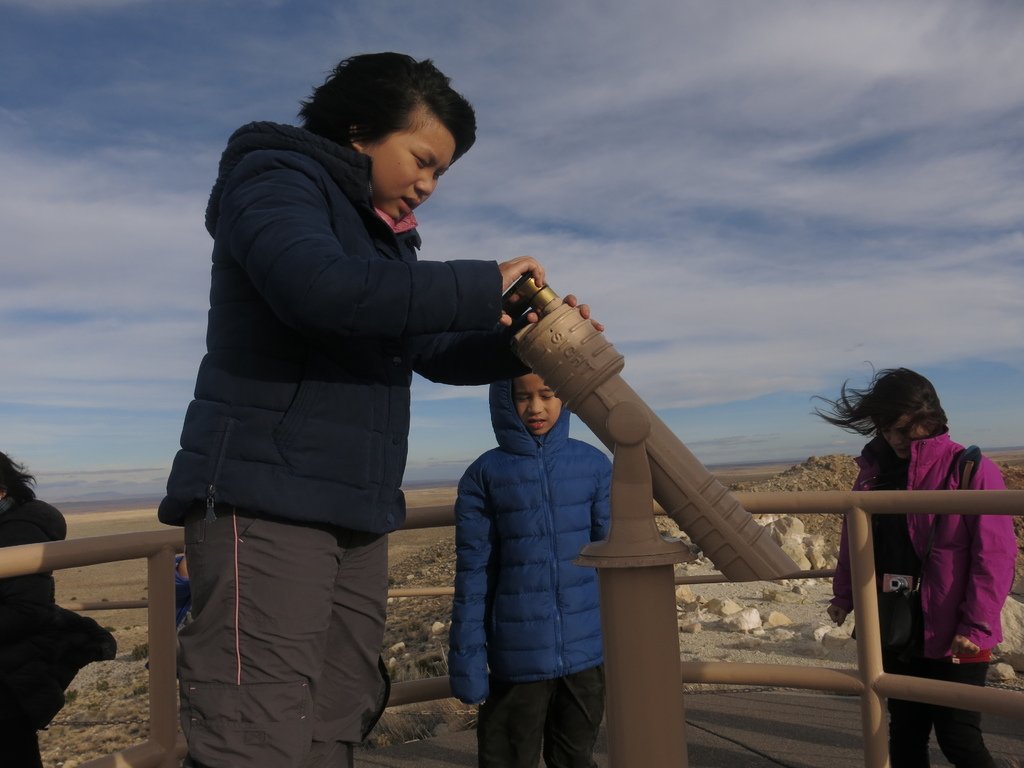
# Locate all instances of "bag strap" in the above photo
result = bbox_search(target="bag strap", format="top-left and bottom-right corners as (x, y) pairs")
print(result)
(958, 444), (981, 489)
(918, 445), (982, 579)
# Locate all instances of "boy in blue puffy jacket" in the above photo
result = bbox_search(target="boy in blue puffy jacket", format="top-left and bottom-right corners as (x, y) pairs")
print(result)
(449, 373), (611, 768)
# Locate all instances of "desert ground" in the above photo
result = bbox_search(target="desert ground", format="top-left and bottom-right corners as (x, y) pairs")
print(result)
(35, 451), (1024, 766)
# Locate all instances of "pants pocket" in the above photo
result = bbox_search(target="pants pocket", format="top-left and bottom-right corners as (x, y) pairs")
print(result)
(183, 680), (313, 767)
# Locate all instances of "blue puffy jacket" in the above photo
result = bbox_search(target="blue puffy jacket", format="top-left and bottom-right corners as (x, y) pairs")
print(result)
(159, 123), (525, 532)
(448, 379), (611, 704)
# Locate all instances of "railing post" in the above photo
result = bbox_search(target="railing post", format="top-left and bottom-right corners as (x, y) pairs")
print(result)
(847, 505), (889, 768)
(147, 545), (180, 767)
(577, 401), (694, 767)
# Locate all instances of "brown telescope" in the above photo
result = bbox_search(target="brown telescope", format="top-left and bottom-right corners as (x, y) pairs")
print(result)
(505, 276), (795, 581)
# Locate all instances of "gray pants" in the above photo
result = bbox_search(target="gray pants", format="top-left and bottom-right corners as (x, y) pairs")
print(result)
(178, 506), (389, 768)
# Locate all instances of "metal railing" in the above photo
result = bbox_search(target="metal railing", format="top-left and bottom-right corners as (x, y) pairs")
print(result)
(2, 490), (1021, 767)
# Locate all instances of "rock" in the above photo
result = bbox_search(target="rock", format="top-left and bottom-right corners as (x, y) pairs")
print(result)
(388, 641), (406, 654)
(812, 625), (834, 643)
(706, 597), (743, 616)
(995, 597), (1024, 672)
(723, 607), (763, 632)
(766, 515), (805, 544)
(430, 621), (447, 636)
(781, 540), (812, 571)
(821, 629), (854, 654)
(675, 585), (697, 604)
(988, 663), (1017, 683)
(764, 611), (793, 627)
(678, 621), (702, 634)
(762, 588), (810, 605)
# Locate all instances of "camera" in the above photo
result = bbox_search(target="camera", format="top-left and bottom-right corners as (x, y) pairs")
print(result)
(885, 574), (911, 592)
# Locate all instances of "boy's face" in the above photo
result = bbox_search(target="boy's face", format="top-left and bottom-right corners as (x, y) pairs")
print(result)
(512, 374), (562, 437)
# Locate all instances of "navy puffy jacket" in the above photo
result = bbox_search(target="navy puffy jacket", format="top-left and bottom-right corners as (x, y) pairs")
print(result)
(160, 123), (526, 532)
(448, 379), (611, 704)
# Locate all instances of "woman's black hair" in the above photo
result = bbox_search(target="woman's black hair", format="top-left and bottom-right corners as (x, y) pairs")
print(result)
(0, 451), (37, 503)
(813, 367), (948, 437)
(299, 52), (477, 162)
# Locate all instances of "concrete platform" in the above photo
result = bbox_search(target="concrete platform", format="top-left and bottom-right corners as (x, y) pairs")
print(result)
(354, 689), (1023, 767)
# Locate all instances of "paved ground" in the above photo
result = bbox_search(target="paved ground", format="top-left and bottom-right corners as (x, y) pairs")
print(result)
(354, 689), (1023, 767)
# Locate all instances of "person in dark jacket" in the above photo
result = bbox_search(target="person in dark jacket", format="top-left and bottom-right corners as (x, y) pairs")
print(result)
(449, 373), (611, 768)
(818, 368), (1016, 768)
(159, 53), (596, 768)
(0, 452), (117, 768)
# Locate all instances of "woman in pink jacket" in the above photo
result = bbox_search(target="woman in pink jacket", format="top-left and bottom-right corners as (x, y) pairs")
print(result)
(818, 368), (1016, 768)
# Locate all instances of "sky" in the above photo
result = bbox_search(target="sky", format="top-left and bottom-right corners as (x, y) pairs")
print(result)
(2, 0), (1022, 502)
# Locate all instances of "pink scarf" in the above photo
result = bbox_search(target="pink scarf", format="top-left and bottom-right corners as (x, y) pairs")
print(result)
(375, 208), (418, 233)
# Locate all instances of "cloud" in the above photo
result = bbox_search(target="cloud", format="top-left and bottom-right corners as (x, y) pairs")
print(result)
(2, 0), (1023, 495)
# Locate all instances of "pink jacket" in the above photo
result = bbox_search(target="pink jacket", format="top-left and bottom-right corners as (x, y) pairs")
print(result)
(831, 432), (1017, 658)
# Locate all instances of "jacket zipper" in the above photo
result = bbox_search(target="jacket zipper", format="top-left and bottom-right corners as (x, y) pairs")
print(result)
(205, 418), (237, 522)
(539, 445), (565, 677)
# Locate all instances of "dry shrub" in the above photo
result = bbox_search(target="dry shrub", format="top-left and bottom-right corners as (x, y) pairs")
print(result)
(366, 646), (476, 748)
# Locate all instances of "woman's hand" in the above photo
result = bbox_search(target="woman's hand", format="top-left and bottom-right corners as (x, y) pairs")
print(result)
(563, 294), (605, 332)
(827, 604), (849, 626)
(950, 634), (979, 657)
(498, 256), (545, 293)
(498, 256), (545, 326)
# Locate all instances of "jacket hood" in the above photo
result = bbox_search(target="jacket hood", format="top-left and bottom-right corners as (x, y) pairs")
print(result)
(205, 121), (375, 236)
(855, 430), (960, 490)
(488, 378), (570, 456)
(0, 499), (66, 543)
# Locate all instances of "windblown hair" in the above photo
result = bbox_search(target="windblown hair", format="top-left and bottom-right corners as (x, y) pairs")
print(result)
(0, 451), (37, 503)
(299, 52), (477, 162)
(813, 367), (947, 437)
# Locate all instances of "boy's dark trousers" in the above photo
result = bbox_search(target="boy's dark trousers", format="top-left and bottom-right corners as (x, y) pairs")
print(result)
(477, 664), (605, 768)
(883, 653), (995, 768)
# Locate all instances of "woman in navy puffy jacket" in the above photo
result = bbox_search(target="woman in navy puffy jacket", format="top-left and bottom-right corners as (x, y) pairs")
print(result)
(158, 53), (599, 768)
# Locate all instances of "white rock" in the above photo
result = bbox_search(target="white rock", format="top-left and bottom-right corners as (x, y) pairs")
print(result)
(706, 597), (743, 616)
(388, 641), (406, 654)
(430, 621), (446, 636)
(767, 516), (805, 543)
(781, 541), (812, 571)
(764, 611), (793, 627)
(723, 607), (763, 632)
(675, 585), (697, 604)
(808, 551), (829, 570)
(821, 630), (854, 653)
(678, 621), (702, 634)
(994, 597), (1024, 672)
(812, 625), (833, 643)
